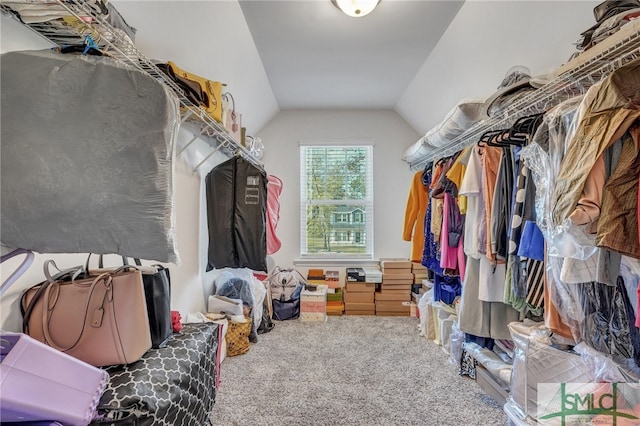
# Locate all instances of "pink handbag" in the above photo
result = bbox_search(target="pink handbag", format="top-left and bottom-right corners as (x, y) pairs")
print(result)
(21, 262), (151, 367)
(223, 92), (242, 143)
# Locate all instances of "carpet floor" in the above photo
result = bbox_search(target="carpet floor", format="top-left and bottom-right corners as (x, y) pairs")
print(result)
(212, 316), (507, 426)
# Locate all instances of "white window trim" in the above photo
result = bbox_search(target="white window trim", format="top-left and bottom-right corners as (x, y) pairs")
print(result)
(299, 140), (374, 261)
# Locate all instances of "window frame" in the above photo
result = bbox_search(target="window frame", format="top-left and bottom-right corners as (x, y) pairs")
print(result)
(299, 140), (374, 260)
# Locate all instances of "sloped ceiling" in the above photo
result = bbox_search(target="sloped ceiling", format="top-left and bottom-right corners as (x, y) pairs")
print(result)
(239, 0), (464, 109)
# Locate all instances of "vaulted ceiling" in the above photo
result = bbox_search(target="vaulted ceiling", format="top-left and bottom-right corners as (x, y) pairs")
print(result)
(238, 0), (463, 109)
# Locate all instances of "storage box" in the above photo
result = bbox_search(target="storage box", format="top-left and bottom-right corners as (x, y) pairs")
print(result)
(0, 332), (108, 425)
(375, 301), (411, 315)
(325, 270), (340, 288)
(380, 283), (412, 290)
(411, 262), (427, 271)
(375, 292), (411, 302)
(379, 258), (412, 269)
(345, 282), (375, 293)
(344, 302), (375, 311)
(382, 273), (413, 281)
(375, 311), (410, 316)
(343, 291), (374, 303)
(301, 301), (326, 313)
(326, 288), (343, 302)
(476, 365), (509, 407)
(300, 287), (326, 319)
(326, 302), (344, 316)
(362, 267), (382, 283)
(345, 310), (375, 315)
(346, 268), (366, 282)
(381, 269), (412, 275)
(300, 312), (327, 322)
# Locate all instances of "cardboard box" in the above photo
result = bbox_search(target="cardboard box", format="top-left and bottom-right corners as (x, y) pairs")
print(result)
(382, 268), (413, 280)
(376, 292), (411, 301)
(411, 262), (427, 271)
(380, 284), (412, 291)
(379, 288), (411, 293)
(375, 311), (410, 316)
(344, 302), (375, 311)
(379, 258), (412, 269)
(382, 281), (413, 287)
(382, 272), (413, 284)
(343, 291), (374, 304)
(345, 310), (375, 315)
(375, 300), (411, 311)
(345, 282), (375, 293)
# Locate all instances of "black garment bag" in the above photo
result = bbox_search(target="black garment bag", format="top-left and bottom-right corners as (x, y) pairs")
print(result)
(205, 156), (268, 272)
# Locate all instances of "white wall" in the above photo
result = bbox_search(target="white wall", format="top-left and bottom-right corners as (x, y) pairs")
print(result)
(258, 109), (420, 273)
(112, 0), (280, 135)
(0, 1), (278, 331)
(396, 0), (600, 136)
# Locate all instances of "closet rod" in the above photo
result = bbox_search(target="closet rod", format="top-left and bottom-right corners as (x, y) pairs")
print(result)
(408, 28), (640, 171)
(2, 0), (265, 174)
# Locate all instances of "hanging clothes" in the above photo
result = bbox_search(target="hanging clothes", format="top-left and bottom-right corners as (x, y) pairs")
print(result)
(205, 156), (268, 272)
(421, 165), (443, 275)
(482, 145), (503, 262)
(439, 192), (465, 280)
(266, 175), (283, 255)
(444, 146), (473, 214)
(597, 126), (640, 259)
(403, 171), (429, 262)
(430, 162), (445, 243)
(552, 59), (640, 226)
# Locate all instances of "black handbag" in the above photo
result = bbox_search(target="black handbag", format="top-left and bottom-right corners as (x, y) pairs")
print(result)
(134, 259), (173, 349)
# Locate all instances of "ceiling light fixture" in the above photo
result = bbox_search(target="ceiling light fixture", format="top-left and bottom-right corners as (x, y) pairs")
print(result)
(332, 0), (380, 18)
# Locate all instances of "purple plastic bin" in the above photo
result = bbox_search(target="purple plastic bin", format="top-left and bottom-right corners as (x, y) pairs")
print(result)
(0, 332), (108, 426)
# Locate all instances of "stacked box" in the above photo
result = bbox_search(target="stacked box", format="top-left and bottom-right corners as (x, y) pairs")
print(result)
(411, 262), (428, 284)
(363, 267), (382, 283)
(326, 288), (344, 315)
(377, 258), (412, 316)
(344, 278), (375, 315)
(325, 270), (340, 289)
(300, 287), (327, 322)
(346, 268), (365, 282)
(307, 268), (326, 286)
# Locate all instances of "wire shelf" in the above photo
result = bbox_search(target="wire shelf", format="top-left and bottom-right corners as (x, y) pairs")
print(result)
(1, 1), (263, 172)
(408, 25), (640, 171)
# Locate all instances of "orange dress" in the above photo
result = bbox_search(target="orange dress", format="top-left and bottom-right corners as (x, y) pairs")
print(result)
(403, 171), (429, 262)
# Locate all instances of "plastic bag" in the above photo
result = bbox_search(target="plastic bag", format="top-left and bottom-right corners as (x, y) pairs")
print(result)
(213, 268), (259, 342)
(418, 289), (433, 337)
(448, 321), (465, 366)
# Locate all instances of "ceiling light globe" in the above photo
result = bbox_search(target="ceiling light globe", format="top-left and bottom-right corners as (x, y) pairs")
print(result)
(333, 0), (380, 18)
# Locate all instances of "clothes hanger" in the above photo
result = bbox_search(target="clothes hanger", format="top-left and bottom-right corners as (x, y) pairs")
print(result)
(0, 248), (35, 298)
(477, 130), (503, 147)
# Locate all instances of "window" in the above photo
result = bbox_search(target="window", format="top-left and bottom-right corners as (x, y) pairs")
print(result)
(300, 142), (373, 259)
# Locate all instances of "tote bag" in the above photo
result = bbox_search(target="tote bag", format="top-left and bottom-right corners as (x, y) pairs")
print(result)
(21, 263), (151, 367)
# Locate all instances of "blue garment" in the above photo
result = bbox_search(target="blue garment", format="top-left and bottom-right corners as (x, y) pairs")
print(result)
(421, 164), (443, 274)
(433, 272), (461, 305)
